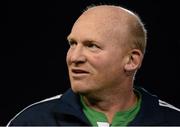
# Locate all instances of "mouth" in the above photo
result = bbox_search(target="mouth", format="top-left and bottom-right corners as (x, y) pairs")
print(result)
(71, 68), (89, 74)
(71, 68), (89, 78)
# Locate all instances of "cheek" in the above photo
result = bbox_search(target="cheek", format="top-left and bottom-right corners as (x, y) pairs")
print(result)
(94, 53), (124, 73)
(66, 50), (71, 65)
(89, 54), (112, 71)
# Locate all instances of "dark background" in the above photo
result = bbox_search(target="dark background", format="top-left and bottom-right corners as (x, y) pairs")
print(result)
(1, 0), (180, 125)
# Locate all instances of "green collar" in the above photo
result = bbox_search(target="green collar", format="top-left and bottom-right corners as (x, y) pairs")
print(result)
(80, 90), (141, 126)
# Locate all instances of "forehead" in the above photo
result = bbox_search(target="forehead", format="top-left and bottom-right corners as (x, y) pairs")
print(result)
(68, 5), (138, 49)
(69, 18), (111, 41)
(69, 11), (128, 44)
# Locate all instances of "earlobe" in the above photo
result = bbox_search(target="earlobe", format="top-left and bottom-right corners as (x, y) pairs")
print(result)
(124, 49), (143, 72)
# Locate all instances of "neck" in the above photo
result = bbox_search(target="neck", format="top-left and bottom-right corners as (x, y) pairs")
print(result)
(82, 87), (137, 123)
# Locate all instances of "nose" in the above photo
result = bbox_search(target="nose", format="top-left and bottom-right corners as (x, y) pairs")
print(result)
(67, 45), (86, 65)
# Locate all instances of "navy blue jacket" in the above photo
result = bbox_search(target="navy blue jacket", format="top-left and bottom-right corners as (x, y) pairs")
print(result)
(7, 87), (180, 126)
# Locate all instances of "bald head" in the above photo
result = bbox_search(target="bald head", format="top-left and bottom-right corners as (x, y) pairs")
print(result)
(83, 5), (137, 22)
(70, 5), (147, 54)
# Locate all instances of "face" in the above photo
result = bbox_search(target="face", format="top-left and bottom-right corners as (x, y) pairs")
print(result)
(66, 12), (130, 95)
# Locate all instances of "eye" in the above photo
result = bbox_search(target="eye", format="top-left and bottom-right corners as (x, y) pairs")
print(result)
(87, 43), (99, 48)
(86, 42), (101, 52)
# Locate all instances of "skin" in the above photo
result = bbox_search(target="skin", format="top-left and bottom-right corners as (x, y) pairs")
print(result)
(66, 5), (143, 123)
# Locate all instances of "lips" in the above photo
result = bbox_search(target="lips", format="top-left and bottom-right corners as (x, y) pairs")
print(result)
(71, 68), (89, 74)
(70, 68), (89, 79)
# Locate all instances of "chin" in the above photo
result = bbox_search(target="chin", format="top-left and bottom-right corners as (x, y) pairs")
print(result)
(71, 85), (91, 95)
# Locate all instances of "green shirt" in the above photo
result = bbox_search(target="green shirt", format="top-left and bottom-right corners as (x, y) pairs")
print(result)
(80, 90), (141, 127)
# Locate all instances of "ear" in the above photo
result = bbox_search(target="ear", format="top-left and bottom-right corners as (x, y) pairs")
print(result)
(124, 49), (143, 72)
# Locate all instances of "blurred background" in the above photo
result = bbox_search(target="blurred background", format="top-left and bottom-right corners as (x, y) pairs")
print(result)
(1, 0), (180, 125)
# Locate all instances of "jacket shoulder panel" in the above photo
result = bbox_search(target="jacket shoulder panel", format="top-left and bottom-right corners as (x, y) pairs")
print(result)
(7, 94), (62, 126)
(159, 99), (180, 112)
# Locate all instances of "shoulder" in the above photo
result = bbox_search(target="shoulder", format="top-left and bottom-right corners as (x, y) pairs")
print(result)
(137, 87), (180, 112)
(137, 87), (180, 125)
(158, 99), (180, 115)
(157, 99), (180, 125)
(7, 94), (62, 126)
(141, 87), (180, 114)
(133, 87), (180, 125)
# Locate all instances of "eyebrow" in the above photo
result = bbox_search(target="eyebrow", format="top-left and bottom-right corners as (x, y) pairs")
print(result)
(67, 36), (77, 45)
(67, 35), (99, 45)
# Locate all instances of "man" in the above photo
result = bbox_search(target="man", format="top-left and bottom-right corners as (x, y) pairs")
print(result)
(7, 5), (180, 126)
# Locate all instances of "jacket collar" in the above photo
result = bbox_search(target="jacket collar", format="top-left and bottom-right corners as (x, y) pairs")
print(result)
(52, 87), (165, 126)
(52, 89), (90, 126)
(129, 87), (165, 125)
